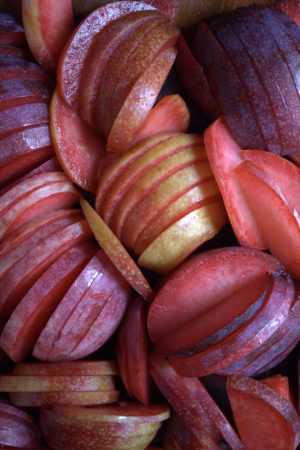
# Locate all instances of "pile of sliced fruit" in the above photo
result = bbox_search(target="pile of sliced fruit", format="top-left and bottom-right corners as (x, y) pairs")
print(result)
(0, 0), (299, 448)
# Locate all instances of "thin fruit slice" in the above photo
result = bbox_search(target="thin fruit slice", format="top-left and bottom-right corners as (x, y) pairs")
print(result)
(0, 14), (26, 46)
(138, 202), (227, 274)
(0, 57), (54, 84)
(106, 46), (177, 154)
(10, 390), (120, 407)
(33, 249), (131, 362)
(57, 1), (157, 110)
(0, 375), (116, 392)
(0, 78), (52, 110)
(80, 198), (152, 300)
(116, 294), (151, 405)
(235, 159), (300, 278)
(0, 240), (97, 362)
(130, 94), (190, 146)
(22, 0), (74, 73)
(227, 375), (300, 450)
(13, 360), (119, 376)
(0, 102), (49, 139)
(95, 132), (175, 212)
(150, 353), (244, 450)
(0, 219), (93, 320)
(79, 10), (165, 127)
(147, 246), (284, 344)
(203, 117), (266, 249)
(50, 89), (106, 193)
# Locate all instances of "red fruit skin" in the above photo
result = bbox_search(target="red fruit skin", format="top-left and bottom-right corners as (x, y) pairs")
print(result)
(0, 240), (97, 362)
(116, 294), (152, 406)
(0, 14), (26, 46)
(0, 102), (49, 139)
(167, 270), (295, 377)
(33, 249), (131, 362)
(203, 117), (266, 249)
(13, 360), (119, 376)
(192, 22), (265, 150)
(233, 6), (300, 155)
(277, 0), (300, 26)
(57, 1), (158, 110)
(147, 246), (283, 344)
(209, 14), (281, 155)
(227, 375), (300, 450)
(50, 89), (106, 193)
(79, 10), (165, 128)
(175, 34), (220, 120)
(0, 78), (52, 111)
(0, 56), (55, 86)
(0, 208), (83, 280)
(0, 219), (93, 320)
(22, 0), (74, 73)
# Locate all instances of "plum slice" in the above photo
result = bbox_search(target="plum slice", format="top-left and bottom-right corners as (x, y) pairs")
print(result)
(192, 22), (265, 150)
(0, 13), (26, 46)
(209, 15), (281, 154)
(0, 78), (52, 111)
(116, 294), (151, 406)
(57, 1), (158, 110)
(0, 219), (93, 320)
(22, 0), (74, 73)
(50, 90), (106, 193)
(233, 6), (300, 155)
(175, 34), (220, 120)
(13, 360), (119, 376)
(0, 56), (54, 84)
(277, 0), (300, 26)
(0, 240), (97, 362)
(226, 375), (300, 450)
(0, 102), (49, 139)
(79, 10), (165, 127)
(147, 246), (284, 344)
(150, 353), (243, 449)
(235, 159), (300, 278)
(33, 248), (131, 362)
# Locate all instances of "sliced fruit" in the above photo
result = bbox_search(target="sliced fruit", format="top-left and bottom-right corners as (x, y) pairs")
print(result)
(106, 46), (178, 154)
(0, 13), (26, 46)
(57, 1), (158, 110)
(138, 202), (227, 274)
(22, 0), (74, 73)
(227, 375), (300, 450)
(13, 360), (119, 376)
(50, 89), (106, 193)
(80, 198), (152, 300)
(0, 102), (49, 138)
(0, 240), (97, 362)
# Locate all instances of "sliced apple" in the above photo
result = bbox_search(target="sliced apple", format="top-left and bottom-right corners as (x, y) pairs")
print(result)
(95, 133), (175, 213)
(235, 159), (300, 279)
(168, 271), (294, 377)
(0, 57), (54, 84)
(0, 78), (52, 111)
(0, 13), (26, 46)
(116, 294), (151, 406)
(150, 353), (244, 450)
(79, 10), (165, 127)
(106, 46), (178, 154)
(123, 165), (217, 251)
(226, 375), (300, 449)
(0, 240), (97, 362)
(0, 219), (93, 320)
(147, 246), (285, 344)
(0, 178), (80, 241)
(203, 117), (267, 249)
(100, 133), (205, 223)
(0, 374), (116, 392)
(22, 0), (74, 73)
(110, 147), (209, 238)
(57, 1), (158, 110)
(138, 202), (227, 274)
(0, 102), (49, 138)
(130, 94), (190, 146)
(0, 208), (83, 279)
(10, 389), (120, 408)
(13, 360), (119, 376)
(33, 248), (131, 362)
(134, 180), (221, 254)
(50, 89), (106, 193)
(80, 198), (152, 300)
